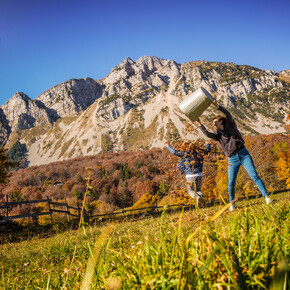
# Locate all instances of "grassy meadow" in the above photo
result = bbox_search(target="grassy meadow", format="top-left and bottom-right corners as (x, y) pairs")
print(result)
(0, 192), (289, 289)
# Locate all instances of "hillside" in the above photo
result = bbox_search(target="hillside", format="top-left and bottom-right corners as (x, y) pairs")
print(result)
(1, 56), (289, 166)
(1, 133), (289, 220)
(1, 191), (289, 288)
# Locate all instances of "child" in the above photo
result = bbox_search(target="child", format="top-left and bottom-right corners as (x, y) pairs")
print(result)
(166, 140), (211, 206)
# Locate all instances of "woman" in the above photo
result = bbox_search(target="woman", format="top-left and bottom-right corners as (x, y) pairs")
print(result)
(196, 101), (272, 211)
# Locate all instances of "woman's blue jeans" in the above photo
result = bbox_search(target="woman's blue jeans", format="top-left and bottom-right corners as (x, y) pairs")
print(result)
(228, 147), (268, 202)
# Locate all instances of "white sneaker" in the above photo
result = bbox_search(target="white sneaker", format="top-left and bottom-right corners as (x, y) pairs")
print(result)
(265, 195), (272, 204)
(229, 203), (237, 211)
(196, 191), (204, 199)
(196, 192), (206, 207)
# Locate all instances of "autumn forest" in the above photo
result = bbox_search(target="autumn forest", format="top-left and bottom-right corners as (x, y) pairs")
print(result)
(0, 132), (288, 223)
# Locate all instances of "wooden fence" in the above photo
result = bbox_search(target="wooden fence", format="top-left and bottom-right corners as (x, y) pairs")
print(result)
(0, 195), (196, 225)
(0, 196), (89, 225)
(0, 189), (287, 225)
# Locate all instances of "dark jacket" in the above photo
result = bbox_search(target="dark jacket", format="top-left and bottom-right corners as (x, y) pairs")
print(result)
(167, 144), (211, 175)
(199, 105), (244, 157)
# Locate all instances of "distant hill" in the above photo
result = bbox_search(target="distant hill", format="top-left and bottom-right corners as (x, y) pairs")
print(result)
(1, 56), (289, 166)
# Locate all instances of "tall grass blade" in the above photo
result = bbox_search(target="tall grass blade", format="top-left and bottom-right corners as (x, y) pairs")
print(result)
(271, 259), (289, 290)
(46, 275), (50, 290)
(229, 246), (247, 289)
(81, 224), (116, 290)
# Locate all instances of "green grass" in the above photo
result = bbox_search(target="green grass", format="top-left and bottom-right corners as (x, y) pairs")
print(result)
(0, 192), (289, 289)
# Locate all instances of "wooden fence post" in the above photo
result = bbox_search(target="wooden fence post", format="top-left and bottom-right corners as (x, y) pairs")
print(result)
(77, 199), (81, 221)
(47, 196), (53, 225)
(65, 197), (70, 222)
(6, 195), (9, 218)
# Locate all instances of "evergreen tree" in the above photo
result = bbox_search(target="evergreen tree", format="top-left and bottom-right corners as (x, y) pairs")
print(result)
(76, 174), (83, 183)
(0, 146), (16, 185)
(88, 187), (101, 200)
(104, 184), (110, 195)
(7, 141), (26, 168)
(119, 163), (131, 181)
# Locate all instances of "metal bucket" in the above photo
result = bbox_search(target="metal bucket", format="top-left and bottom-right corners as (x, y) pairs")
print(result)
(178, 87), (214, 121)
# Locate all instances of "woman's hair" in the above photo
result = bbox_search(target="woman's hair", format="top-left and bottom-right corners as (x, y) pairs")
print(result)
(213, 115), (226, 124)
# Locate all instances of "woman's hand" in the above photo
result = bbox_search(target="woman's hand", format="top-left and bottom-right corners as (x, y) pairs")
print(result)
(213, 98), (219, 108)
(196, 118), (202, 126)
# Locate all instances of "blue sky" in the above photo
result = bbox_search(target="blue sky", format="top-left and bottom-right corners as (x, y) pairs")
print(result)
(0, 0), (289, 106)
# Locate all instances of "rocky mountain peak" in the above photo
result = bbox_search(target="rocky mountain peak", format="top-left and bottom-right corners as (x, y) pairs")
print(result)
(136, 55), (171, 71)
(111, 57), (135, 75)
(279, 69), (290, 83)
(0, 77), (103, 133)
(1, 91), (53, 131)
(4, 92), (30, 104)
(118, 57), (134, 66)
(1, 92), (32, 117)
(1, 56), (289, 166)
(35, 77), (102, 119)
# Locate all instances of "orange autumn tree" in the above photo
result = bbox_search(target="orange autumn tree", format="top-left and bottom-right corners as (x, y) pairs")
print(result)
(130, 191), (159, 209)
(213, 155), (228, 200)
(272, 142), (290, 189)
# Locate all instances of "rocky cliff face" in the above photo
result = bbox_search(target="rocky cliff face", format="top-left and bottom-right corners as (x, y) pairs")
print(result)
(36, 77), (103, 119)
(1, 56), (289, 165)
(1, 78), (103, 134)
(1, 92), (54, 132)
(279, 69), (290, 83)
(0, 108), (10, 145)
(94, 58), (287, 123)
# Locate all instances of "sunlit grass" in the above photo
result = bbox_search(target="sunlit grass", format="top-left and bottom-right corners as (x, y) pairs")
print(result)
(0, 192), (289, 289)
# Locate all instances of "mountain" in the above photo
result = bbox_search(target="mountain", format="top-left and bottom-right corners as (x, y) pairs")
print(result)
(1, 56), (289, 166)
